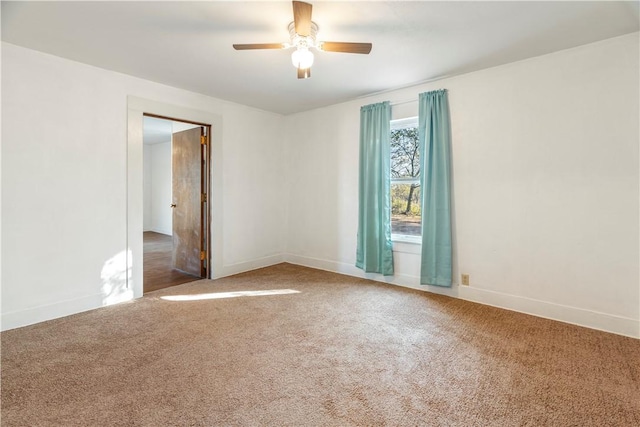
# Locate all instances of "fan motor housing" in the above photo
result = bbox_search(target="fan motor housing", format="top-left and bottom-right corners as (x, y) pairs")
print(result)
(288, 21), (319, 49)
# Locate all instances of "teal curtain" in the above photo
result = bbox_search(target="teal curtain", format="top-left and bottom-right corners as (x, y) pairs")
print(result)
(356, 101), (394, 276)
(419, 90), (452, 286)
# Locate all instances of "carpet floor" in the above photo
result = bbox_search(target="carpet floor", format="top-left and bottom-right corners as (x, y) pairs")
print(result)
(1, 263), (639, 426)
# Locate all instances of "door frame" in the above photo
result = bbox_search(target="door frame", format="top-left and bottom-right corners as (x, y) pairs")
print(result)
(127, 97), (223, 299)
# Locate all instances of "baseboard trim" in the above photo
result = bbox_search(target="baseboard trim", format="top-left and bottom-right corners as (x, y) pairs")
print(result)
(458, 286), (639, 339)
(219, 254), (285, 278)
(5, 253), (637, 339)
(149, 228), (171, 236)
(2, 293), (106, 331)
(284, 253), (639, 339)
(2, 254), (284, 331)
(284, 254), (459, 297)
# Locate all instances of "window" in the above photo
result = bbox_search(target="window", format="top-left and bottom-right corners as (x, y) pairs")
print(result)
(390, 117), (421, 238)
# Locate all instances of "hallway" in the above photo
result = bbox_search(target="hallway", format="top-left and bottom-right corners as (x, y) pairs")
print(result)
(143, 231), (201, 293)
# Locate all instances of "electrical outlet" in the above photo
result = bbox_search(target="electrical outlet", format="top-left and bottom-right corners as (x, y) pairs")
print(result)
(461, 274), (470, 286)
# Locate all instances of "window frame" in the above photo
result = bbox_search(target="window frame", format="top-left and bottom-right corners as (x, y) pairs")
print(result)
(390, 116), (421, 244)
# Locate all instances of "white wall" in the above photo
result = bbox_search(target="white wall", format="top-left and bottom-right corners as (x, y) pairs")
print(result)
(222, 104), (287, 271)
(149, 141), (172, 235)
(1, 42), (286, 330)
(172, 122), (201, 133)
(284, 33), (640, 338)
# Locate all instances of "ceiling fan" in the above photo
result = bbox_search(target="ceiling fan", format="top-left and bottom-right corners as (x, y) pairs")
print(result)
(233, 1), (372, 79)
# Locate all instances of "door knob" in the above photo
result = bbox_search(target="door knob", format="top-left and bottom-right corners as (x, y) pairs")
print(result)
(170, 204), (177, 208)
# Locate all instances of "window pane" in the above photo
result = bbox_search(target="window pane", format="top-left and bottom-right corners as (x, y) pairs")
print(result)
(390, 127), (420, 179)
(391, 184), (421, 236)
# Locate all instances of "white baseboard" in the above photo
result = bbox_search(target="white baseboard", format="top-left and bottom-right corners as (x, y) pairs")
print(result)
(218, 254), (285, 278)
(1, 293), (106, 331)
(5, 253), (638, 339)
(284, 253), (639, 339)
(1, 254), (284, 331)
(150, 228), (171, 236)
(284, 253), (459, 297)
(458, 286), (639, 339)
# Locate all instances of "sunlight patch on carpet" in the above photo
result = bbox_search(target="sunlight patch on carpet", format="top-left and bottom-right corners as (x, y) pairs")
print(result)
(160, 289), (301, 301)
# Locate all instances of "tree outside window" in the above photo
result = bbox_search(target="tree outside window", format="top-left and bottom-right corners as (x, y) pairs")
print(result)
(390, 117), (421, 237)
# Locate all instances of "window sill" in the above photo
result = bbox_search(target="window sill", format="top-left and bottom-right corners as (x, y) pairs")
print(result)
(391, 234), (421, 244)
(391, 234), (421, 255)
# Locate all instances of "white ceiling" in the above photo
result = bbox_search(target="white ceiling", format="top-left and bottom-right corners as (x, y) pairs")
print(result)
(2, 1), (638, 115)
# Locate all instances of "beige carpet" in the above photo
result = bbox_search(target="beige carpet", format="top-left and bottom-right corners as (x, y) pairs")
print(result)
(2, 263), (639, 426)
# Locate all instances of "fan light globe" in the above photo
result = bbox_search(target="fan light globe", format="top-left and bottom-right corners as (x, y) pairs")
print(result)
(291, 48), (314, 69)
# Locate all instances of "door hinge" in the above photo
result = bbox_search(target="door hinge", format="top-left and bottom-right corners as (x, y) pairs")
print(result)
(200, 251), (206, 261)
(201, 193), (207, 203)
(200, 135), (207, 145)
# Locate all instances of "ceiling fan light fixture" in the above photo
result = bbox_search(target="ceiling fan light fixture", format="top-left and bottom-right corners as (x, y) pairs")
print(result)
(291, 47), (314, 69)
(232, 2), (372, 79)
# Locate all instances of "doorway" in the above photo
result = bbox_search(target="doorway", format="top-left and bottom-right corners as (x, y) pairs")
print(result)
(142, 114), (211, 293)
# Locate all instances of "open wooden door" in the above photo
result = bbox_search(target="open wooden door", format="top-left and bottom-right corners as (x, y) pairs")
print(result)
(172, 126), (208, 277)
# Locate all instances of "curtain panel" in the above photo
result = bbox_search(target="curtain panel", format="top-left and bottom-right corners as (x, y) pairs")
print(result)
(419, 90), (453, 286)
(356, 101), (394, 276)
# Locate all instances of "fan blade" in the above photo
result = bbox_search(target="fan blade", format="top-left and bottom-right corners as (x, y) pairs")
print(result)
(293, 1), (312, 36)
(233, 43), (286, 50)
(319, 42), (372, 54)
(297, 67), (311, 79)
